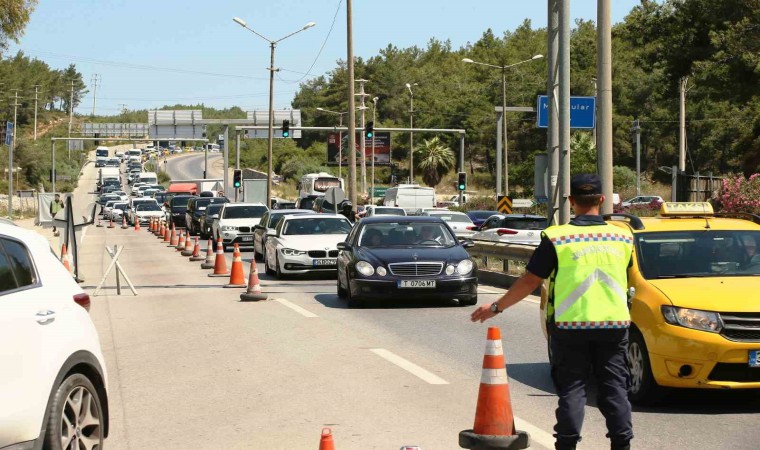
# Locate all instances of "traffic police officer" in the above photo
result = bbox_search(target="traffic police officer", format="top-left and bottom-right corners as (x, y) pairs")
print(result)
(471, 174), (633, 450)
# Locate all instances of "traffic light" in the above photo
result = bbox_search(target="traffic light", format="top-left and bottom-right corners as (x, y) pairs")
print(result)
(281, 120), (290, 138)
(457, 172), (466, 191)
(233, 169), (242, 189)
(365, 121), (374, 139)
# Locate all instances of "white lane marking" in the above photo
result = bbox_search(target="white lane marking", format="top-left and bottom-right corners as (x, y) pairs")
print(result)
(514, 416), (556, 449)
(478, 287), (540, 305)
(274, 298), (318, 318)
(370, 348), (449, 385)
(479, 287), (504, 294)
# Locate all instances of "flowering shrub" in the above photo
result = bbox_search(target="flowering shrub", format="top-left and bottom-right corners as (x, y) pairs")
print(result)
(716, 174), (760, 214)
(614, 198), (663, 217)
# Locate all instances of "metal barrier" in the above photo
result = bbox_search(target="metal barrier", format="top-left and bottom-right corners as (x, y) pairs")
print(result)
(466, 240), (538, 290)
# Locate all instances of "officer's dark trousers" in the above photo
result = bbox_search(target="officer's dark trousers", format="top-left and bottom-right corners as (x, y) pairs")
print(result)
(550, 328), (632, 450)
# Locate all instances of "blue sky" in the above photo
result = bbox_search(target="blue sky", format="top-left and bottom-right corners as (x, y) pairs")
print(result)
(11, 0), (642, 116)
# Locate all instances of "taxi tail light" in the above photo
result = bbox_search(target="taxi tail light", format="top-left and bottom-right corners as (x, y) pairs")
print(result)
(74, 293), (91, 311)
(496, 228), (518, 236)
(466, 225), (478, 231)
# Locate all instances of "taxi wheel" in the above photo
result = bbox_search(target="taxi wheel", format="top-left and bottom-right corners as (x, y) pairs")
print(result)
(627, 329), (664, 405)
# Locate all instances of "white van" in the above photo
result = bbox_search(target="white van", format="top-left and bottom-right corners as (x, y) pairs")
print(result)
(383, 185), (436, 215)
(138, 172), (158, 185)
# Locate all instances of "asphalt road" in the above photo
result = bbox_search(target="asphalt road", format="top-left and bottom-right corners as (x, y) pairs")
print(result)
(75, 159), (760, 449)
(164, 152), (223, 181)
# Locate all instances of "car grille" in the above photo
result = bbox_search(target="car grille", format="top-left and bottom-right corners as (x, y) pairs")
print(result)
(708, 363), (760, 382)
(720, 313), (760, 342)
(309, 250), (327, 258)
(329, 250), (339, 257)
(239, 226), (251, 233)
(388, 262), (443, 277)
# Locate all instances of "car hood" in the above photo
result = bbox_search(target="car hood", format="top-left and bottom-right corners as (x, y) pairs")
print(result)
(355, 246), (470, 264)
(218, 218), (263, 227)
(135, 210), (164, 217)
(648, 277), (759, 313)
(278, 234), (347, 250)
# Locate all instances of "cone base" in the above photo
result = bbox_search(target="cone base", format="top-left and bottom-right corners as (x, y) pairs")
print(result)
(200, 262), (215, 269)
(190, 256), (205, 261)
(223, 283), (247, 288)
(181, 250), (193, 256)
(458, 429), (529, 450)
(121, 226), (129, 229)
(96, 224), (104, 227)
(107, 225), (115, 229)
(208, 273), (230, 277)
(240, 293), (268, 302)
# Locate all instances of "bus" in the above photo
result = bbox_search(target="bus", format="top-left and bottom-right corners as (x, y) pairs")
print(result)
(298, 172), (344, 199)
(95, 146), (110, 159)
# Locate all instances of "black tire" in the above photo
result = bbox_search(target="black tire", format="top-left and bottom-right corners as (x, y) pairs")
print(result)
(346, 275), (362, 308)
(459, 295), (478, 306)
(275, 255), (284, 279)
(253, 244), (262, 262)
(265, 253), (275, 276)
(187, 222), (196, 236)
(628, 328), (665, 405)
(337, 271), (347, 298)
(43, 373), (105, 450)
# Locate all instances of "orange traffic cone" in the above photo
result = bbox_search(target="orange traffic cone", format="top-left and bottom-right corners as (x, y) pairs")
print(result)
(200, 238), (216, 269)
(175, 230), (186, 251)
(223, 244), (247, 288)
(319, 428), (335, 450)
(459, 327), (529, 450)
(181, 233), (195, 256)
(121, 215), (129, 229)
(169, 225), (178, 246)
(208, 237), (230, 277)
(134, 217), (141, 231)
(60, 243), (72, 273)
(156, 221), (165, 238)
(96, 217), (103, 227)
(164, 223), (172, 243)
(189, 237), (205, 261)
(240, 258), (267, 301)
(149, 218), (156, 233)
(107, 217), (115, 229)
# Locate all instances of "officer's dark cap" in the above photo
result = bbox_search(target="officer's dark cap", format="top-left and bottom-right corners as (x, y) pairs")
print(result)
(570, 174), (602, 196)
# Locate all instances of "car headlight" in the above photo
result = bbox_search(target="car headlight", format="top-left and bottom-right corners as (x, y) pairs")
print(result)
(456, 259), (474, 275)
(376, 266), (387, 276)
(222, 226), (238, 231)
(356, 261), (375, 277)
(445, 265), (456, 276)
(661, 306), (723, 333)
(281, 248), (307, 256)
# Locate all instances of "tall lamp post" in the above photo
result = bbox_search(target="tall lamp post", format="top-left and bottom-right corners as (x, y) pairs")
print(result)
(371, 96), (378, 200)
(462, 54), (543, 195)
(405, 82), (417, 183)
(233, 17), (316, 208)
(316, 107), (348, 179)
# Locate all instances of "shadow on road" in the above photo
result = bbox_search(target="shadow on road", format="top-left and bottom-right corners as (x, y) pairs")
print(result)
(507, 362), (556, 395)
(313, 293), (464, 310)
(632, 389), (760, 415)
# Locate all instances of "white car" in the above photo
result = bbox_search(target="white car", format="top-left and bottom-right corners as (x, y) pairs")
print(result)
(362, 205), (407, 218)
(621, 195), (664, 208)
(110, 202), (129, 221)
(112, 190), (129, 203)
(131, 202), (164, 224)
(0, 224), (109, 449)
(130, 182), (146, 196)
(421, 210), (476, 239)
(264, 214), (353, 278)
(102, 200), (119, 219)
(211, 203), (269, 251)
(471, 214), (549, 246)
(127, 198), (159, 224)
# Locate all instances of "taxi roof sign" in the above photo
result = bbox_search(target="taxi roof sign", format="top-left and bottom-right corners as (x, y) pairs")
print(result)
(660, 202), (714, 216)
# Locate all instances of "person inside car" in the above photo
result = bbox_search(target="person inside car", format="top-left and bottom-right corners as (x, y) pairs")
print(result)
(416, 226), (442, 244)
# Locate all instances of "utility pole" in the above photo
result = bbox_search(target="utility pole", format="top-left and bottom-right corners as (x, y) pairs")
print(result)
(356, 79), (368, 196)
(502, 68), (509, 194)
(33, 85), (40, 141)
(679, 76), (688, 172)
(68, 80), (74, 137)
(547, 0), (559, 223)
(558, 0), (571, 224)
(9, 90), (20, 218)
(597, 0), (614, 215)
(371, 97), (378, 202)
(346, 0), (357, 208)
(632, 119), (641, 196)
(235, 130), (241, 202)
(91, 74), (101, 116)
(406, 83), (416, 183)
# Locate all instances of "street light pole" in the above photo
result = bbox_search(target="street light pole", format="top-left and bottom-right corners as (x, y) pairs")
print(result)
(371, 96), (378, 201)
(233, 17), (315, 209)
(406, 83), (417, 183)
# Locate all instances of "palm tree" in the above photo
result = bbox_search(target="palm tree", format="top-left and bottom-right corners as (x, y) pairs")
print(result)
(414, 137), (456, 187)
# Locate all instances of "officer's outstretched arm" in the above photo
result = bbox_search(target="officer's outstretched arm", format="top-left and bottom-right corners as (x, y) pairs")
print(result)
(470, 271), (543, 323)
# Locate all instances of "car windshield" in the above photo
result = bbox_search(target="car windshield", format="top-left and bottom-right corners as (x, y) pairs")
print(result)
(283, 218), (352, 235)
(298, 198), (315, 210)
(502, 217), (549, 230)
(113, 203), (127, 211)
(136, 203), (161, 212)
(223, 205), (267, 219)
(374, 207), (406, 215)
(358, 221), (457, 247)
(171, 197), (193, 208)
(431, 213), (472, 223)
(469, 211), (497, 220)
(205, 205), (223, 217)
(268, 212), (308, 228)
(636, 231), (760, 279)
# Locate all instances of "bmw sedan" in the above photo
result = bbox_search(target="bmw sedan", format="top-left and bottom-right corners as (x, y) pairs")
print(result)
(336, 216), (478, 308)
(252, 209), (314, 262)
(264, 214), (353, 278)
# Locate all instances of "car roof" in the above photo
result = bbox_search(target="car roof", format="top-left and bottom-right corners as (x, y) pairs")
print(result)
(224, 202), (266, 207)
(284, 213), (346, 220)
(271, 209), (313, 215)
(361, 215), (444, 224)
(611, 216), (760, 233)
(0, 223), (49, 248)
(487, 213), (547, 220)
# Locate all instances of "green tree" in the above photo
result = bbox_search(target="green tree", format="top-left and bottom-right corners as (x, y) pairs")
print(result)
(414, 137), (455, 187)
(0, 0), (37, 50)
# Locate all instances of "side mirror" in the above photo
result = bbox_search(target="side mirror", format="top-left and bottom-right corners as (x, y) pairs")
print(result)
(337, 242), (351, 251)
(265, 229), (276, 237)
(210, 214), (219, 219)
(460, 239), (475, 249)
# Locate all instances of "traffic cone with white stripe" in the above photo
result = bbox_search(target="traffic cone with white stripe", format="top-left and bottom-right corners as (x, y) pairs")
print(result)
(223, 244), (247, 288)
(169, 225), (178, 246)
(318, 428), (335, 450)
(181, 233), (195, 256)
(150, 218), (156, 233)
(60, 243), (72, 274)
(156, 221), (165, 237)
(200, 238), (216, 269)
(164, 223), (173, 243)
(189, 237), (205, 261)
(96, 217), (104, 227)
(175, 230), (186, 251)
(459, 327), (529, 450)
(208, 237), (230, 277)
(134, 217), (141, 231)
(121, 215), (129, 229)
(240, 258), (267, 301)
(107, 217), (115, 229)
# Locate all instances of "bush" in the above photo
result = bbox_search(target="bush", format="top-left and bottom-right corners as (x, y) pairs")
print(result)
(715, 173), (760, 214)
(613, 166), (637, 193)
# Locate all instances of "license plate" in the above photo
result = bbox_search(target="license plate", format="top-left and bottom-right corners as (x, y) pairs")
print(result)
(750, 350), (760, 368)
(241, 236), (253, 242)
(313, 259), (336, 266)
(398, 280), (436, 288)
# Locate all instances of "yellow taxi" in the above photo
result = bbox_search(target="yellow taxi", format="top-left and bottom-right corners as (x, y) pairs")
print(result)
(540, 202), (760, 403)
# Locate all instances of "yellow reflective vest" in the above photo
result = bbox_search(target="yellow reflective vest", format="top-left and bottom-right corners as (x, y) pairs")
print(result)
(543, 223), (633, 330)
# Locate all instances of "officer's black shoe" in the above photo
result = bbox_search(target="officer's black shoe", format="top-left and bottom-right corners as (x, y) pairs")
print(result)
(611, 443), (631, 450)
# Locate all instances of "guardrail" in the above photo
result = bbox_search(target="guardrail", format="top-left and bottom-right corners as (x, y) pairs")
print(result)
(466, 240), (539, 290)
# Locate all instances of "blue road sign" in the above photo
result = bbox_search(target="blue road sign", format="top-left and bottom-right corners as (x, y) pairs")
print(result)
(536, 95), (596, 129)
(5, 122), (13, 146)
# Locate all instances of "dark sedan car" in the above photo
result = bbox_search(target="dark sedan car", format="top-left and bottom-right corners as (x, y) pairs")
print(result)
(199, 203), (225, 240)
(465, 210), (499, 228)
(167, 195), (197, 228)
(336, 216), (477, 308)
(186, 196), (229, 236)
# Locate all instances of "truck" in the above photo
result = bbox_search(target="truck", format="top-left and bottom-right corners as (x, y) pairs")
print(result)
(168, 179), (224, 196)
(98, 167), (120, 187)
(383, 184), (436, 215)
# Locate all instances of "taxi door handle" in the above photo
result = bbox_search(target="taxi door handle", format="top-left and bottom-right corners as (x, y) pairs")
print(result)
(35, 310), (56, 325)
